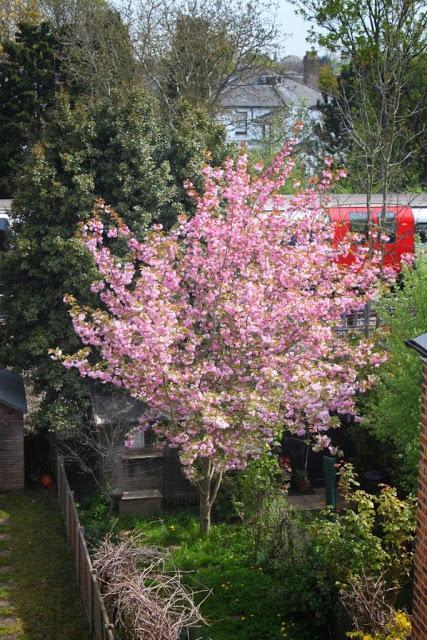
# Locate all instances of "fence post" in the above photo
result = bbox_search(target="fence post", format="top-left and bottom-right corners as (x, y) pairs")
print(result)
(66, 490), (70, 539)
(56, 452), (61, 504)
(75, 525), (81, 582)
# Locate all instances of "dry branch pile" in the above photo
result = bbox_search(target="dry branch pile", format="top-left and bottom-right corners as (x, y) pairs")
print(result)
(92, 535), (206, 640)
(339, 570), (398, 634)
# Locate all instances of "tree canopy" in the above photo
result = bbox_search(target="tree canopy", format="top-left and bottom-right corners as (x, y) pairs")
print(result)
(57, 142), (389, 533)
(0, 89), (229, 433)
(0, 21), (64, 196)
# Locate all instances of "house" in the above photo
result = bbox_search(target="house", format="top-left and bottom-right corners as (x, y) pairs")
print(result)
(0, 369), (27, 490)
(218, 51), (323, 147)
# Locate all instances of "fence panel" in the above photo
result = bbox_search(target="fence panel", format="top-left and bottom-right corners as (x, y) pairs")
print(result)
(53, 451), (115, 640)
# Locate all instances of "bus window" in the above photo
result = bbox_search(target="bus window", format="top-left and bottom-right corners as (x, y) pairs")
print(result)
(349, 211), (369, 240)
(416, 223), (427, 244)
(381, 211), (396, 243)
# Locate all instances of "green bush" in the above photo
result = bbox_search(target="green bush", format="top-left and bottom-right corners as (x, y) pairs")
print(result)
(362, 259), (427, 493)
(276, 465), (415, 637)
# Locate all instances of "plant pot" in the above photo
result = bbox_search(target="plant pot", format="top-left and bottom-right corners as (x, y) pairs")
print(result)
(295, 478), (310, 492)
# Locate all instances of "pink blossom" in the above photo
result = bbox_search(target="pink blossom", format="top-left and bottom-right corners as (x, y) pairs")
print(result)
(57, 143), (389, 485)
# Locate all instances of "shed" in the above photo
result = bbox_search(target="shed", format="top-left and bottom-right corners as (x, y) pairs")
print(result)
(0, 369), (27, 490)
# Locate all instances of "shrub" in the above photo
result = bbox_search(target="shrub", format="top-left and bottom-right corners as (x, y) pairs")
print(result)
(273, 465), (415, 636)
(362, 259), (427, 494)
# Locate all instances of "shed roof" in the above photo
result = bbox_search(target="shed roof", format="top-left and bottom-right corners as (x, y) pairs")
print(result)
(0, 369), (27, 414)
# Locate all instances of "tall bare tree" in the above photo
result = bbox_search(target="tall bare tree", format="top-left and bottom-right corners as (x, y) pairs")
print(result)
(40, 0), (137, 97)
(293, 0), (427, 209)
(124, 0), (282, 118)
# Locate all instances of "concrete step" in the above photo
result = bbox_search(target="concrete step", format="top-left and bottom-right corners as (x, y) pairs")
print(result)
(119, 489), (163, 517)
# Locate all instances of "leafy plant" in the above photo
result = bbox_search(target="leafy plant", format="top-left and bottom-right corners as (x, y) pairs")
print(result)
(276, 465), (415, 636)
(362, 259), (427, 493)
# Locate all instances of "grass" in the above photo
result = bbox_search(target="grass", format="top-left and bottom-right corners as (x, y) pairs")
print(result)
(80, 503), (301, 640)
(0, 489), (91, 640)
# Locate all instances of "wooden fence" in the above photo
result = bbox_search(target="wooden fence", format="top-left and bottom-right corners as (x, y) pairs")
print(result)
(55, 452), (115, 640)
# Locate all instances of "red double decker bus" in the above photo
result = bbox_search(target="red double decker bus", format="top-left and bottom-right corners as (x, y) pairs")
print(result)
(328, 205), (415, 271)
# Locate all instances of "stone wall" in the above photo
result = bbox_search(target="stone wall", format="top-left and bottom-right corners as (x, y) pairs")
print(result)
(412, 360), (427, 639)
(0, 403), (24, 490)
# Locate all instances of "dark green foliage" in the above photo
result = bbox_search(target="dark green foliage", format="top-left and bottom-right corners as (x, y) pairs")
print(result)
(56, 4), (137, 99)
(317, 56), (427, 191)
(362, 261), (427, 493)
(264, 466), (415, 637)
(0, 21), (64, 196)
(0, 90), (175, 432)
(0, 88), (230, 433)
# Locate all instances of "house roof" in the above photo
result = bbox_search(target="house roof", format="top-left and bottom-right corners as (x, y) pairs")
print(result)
(219, 77), (322, 109)
(0, 369), (27, 414)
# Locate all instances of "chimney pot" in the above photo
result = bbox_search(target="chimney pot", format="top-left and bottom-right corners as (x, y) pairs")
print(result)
(303, 49), (320, 89)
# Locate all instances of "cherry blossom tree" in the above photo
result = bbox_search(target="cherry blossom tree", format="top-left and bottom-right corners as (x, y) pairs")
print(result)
(54, 139), (389, 534)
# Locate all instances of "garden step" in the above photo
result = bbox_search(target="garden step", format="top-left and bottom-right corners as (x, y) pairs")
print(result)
(119, 489), (163, 516)
(0, 552), (10, 560)
(120, 448), (165, 460)
(0, 567), (10, 574)
(0, 535), (10, 543)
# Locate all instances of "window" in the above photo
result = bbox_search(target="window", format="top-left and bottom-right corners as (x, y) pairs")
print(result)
(416, 223), (427, 244)
(235, 111), (248, 135)
(349, 211), (369, 240)
(380, 211), (396, 243)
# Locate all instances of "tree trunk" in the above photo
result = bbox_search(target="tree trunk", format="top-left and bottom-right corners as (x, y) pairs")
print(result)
(199, 481), (211, 537)
(198, 459), (222, 536)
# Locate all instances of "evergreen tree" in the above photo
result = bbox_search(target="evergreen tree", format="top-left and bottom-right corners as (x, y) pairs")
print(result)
(0, 21), (64, 196)
(0, 89), (230, 432)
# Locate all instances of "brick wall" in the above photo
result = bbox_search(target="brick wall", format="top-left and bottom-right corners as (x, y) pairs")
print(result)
(412, 359), (427, 639)
(0, 402), (24, 490)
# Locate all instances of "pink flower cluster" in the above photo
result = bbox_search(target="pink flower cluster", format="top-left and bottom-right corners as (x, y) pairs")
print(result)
(55, 144), (390, 481)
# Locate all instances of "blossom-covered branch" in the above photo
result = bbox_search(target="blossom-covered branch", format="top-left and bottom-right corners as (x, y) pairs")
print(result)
(53, 141), (391, 532)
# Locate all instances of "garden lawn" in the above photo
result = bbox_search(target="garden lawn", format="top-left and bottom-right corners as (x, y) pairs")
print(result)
(80, 506), (298, 640)
(0, 489), (91, 640)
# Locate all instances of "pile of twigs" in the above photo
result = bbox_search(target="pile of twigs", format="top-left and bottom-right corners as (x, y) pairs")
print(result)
(92, 534), (206, 640)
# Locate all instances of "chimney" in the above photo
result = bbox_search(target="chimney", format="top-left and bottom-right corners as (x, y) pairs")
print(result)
(303, 49), (320, 89)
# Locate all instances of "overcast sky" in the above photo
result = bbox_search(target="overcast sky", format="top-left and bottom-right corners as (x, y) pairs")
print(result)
(276, 1), (315, 58)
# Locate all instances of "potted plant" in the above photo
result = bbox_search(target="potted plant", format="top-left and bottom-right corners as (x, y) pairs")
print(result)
(294, 469), (311, 493)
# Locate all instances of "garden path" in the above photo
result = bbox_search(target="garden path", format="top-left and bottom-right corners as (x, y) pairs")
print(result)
(0, 490), (91, 640)
(286, 486), (326, 511)
(287, 486), (344, 511)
